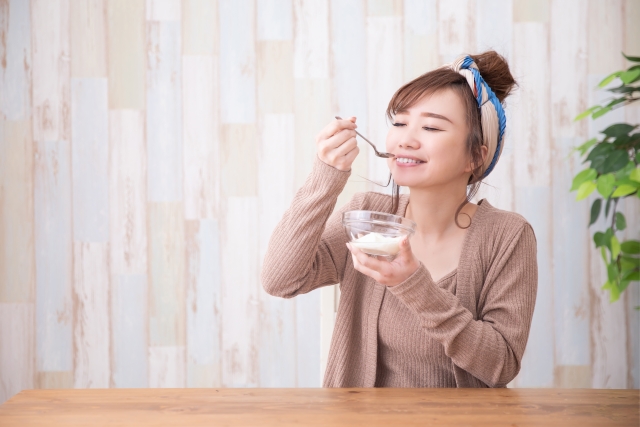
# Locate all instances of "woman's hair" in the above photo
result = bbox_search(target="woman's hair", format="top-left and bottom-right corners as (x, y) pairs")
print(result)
(386, 50), (516, 228)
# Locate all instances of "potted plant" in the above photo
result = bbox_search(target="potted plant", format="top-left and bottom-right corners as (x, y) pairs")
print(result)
(571, 53), (640, 303)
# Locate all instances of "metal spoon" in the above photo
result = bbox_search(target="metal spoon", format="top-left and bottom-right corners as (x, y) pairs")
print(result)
(334, 116), (395, 158)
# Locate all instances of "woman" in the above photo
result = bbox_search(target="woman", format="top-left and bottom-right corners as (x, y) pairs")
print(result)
(261, 51), (538, 388)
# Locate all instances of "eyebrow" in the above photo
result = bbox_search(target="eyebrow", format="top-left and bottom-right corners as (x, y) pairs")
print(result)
(396, 110), (453, 124)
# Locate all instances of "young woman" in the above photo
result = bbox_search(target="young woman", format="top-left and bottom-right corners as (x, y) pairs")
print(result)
(261, 51), (538, 388)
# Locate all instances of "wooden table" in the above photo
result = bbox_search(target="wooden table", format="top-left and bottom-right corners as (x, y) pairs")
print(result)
(0, 388), (638, 426)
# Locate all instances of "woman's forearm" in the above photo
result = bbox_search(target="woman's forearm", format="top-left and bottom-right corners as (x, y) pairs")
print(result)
(261, 157), (351, 298)
(388, 225), (537, 387)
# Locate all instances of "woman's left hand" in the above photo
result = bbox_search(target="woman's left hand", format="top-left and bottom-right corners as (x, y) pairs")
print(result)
(347, 237), (421, 287)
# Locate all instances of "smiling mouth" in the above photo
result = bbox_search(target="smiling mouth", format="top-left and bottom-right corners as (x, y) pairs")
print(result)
(395, 157), (425, 164)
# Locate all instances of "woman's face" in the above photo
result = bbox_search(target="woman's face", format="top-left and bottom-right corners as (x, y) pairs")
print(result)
(385, 89), (475, 190)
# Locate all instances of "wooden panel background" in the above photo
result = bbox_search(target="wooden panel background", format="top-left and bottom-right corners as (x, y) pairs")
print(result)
(0, 0), (639, 403)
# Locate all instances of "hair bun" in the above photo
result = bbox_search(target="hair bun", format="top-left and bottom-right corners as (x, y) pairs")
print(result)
(469, 51), (516, 103)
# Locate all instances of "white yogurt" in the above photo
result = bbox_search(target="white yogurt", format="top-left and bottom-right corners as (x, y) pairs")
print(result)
(350, 232), (404, 256)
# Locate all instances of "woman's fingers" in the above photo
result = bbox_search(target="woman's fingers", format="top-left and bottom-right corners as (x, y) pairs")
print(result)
(317, 117), (356, 143)
(348, 244), (391, 284)
(395, 237), (413, 261)
(339, 145), (360, 169)
(327, 133), (357, 156)
(318, 133), (357, 170)
(347, 239), (420, 287)
(324, 129), (357, 151)
(395, 238), (420, 268)
(349, 252), (382, 283)
(317, 117), (359, 171)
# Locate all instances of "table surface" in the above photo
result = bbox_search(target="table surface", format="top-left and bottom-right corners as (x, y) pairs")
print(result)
(0, 388), (638, 426)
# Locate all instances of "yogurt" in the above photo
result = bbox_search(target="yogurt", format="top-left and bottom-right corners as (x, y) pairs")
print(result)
(350, 232), (405, 256)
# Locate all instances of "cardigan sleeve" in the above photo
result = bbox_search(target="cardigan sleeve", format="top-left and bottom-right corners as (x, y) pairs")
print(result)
(387, 223), (538, 387)
(261, 156), (357, 299)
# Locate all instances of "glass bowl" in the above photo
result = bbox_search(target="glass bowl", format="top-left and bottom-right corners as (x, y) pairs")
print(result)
(342, 210), (416, 258)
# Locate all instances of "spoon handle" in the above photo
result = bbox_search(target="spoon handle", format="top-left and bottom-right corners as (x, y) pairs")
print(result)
(334, 116), (378, 153)
(334, 116), (395, 158)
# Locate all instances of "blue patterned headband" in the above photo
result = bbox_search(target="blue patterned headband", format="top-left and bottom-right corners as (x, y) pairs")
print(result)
(448, 55), (507, 179)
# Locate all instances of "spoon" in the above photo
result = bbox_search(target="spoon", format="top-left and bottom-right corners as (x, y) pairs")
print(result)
(334, 116), (395, 158)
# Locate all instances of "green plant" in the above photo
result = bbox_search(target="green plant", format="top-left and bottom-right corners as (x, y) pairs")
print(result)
(571, 53), (640, 303)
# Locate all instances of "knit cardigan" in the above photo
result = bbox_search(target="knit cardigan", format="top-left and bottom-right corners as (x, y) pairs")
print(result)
(261, 157), (538, 388)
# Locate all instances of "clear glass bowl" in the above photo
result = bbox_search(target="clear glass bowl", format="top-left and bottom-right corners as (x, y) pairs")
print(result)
(342, 210), (416, 258)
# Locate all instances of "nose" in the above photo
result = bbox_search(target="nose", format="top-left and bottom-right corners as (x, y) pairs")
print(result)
(386, 124), (422, 152)
(398, 131), (420, 150)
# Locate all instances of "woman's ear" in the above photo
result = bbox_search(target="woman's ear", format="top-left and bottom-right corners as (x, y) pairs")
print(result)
(480, 145), (488, 166)
(465, 145), (488, 173)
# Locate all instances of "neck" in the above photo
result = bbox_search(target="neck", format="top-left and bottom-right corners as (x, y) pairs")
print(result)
(405, 183), (475, 238)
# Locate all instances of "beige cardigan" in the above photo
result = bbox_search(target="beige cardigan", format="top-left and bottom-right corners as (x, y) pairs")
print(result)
(261, 158), (538, 388)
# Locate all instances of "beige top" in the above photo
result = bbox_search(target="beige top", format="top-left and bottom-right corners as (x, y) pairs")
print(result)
(261, 157), (538, 388)
(375, 275), (458, 387)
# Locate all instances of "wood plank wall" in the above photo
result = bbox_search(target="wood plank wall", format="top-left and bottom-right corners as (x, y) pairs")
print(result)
(0, 0), (638, 403)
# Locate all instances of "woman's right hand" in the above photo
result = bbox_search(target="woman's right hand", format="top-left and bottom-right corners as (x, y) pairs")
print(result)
(316, 117), (359, 172)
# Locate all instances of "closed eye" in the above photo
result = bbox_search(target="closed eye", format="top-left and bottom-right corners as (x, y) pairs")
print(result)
(392, 122), (440, 132)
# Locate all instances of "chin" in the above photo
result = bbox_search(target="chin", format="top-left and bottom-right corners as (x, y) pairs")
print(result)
(390, 166), (422, 186)
(391, 175), (423, 188)
(391, 170), (453, 189)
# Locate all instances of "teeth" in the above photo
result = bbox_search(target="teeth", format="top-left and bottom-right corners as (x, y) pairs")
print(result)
(396, 157), (422, 164)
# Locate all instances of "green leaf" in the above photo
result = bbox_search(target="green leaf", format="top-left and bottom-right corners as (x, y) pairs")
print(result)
(576, 181), (597, 201)
(623, 271), (640, 282)
(621, 68), (640, 84)
(611, 235), (621, 260)
(602, 123), (637, 138)
(612, 134), (630, 148)
(619, 280), (631, 293)
(574, 106), (600, 121)
(594, 232), (607, 248)
(604, 97), (631, 111)
(593, 106), (612, 119)
(612, 133), (640, 149)
(623, 52), (640, 62)
(614, 161), (636, 180)
(605, 197), (612, 218)
(601, 150), (632, 174)
(630, 168), (640, 183)
(620, 254), (640, 270)
(598, 71), (622, 88)
(610, 286), (621, 302)
(586, 142), (613, 160)
(621, 240), (640, 254)
(605, 228), (614, 250)
(586, 143), (614, 172)
(609, 84), (639, 94)
(615, 212), (627, 231)
(607, 262), (618, 283)
(590, 199), (602, 226)
(575, 138), (598, 155)
(601, 246), (609, 263)
(611, 184), (637, 198)
(606, 280), (621, 303)
(570, 168), (597, 191)
(614, 179), (640, 189)
(596, 173), (615, 198)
